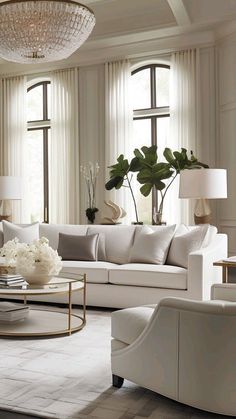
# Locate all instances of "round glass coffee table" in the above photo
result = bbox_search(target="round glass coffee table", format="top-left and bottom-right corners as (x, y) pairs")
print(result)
(0, 272), (86, 338)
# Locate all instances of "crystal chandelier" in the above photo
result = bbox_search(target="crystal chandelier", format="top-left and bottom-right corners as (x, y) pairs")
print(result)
(0, 0), (96, 64)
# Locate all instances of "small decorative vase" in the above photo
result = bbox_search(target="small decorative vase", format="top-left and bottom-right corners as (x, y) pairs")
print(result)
(86, 207), (99, 224)
(153, 211), (166, 225)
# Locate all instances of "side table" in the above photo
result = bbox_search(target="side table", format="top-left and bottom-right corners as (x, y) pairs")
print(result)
(213, 260), (236, 283)
(211, 283), (236, 302)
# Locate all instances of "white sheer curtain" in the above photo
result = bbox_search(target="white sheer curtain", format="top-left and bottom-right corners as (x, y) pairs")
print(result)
(105, 60), (133, 223)
(50, 68), (80, 224)
(167, 49), (201, 225)
(0, 76), (29, 223)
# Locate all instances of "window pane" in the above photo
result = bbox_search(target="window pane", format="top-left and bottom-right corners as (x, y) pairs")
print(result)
(27, 85), (43, 121)
(132, 118), (152, 224)
(131, 68), (151, 110)
(47, 83), (51, 120)
(132, 118), (151, 149)
(156, 117), (170, 159)
(155, 67), (170, 107)
(27, 130), (44, 222)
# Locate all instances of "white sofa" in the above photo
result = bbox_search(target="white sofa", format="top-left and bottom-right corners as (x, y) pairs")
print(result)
(0, 223), (228, 308)
(111, 297), (236, 416)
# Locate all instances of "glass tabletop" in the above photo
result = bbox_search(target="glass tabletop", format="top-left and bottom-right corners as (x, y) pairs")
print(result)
(0, 272), (85, 295)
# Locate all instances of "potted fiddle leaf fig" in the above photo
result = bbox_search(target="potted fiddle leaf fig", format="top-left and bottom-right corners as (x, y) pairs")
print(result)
(105, 146), (208, 225)
(134, 146), (208, 224)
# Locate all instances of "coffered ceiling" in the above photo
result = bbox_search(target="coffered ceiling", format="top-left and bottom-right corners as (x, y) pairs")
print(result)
(1, 0), (236, 74)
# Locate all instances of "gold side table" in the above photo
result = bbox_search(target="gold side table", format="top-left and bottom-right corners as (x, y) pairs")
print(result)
(0, 272), (86, 338)
(213, 260), (236, 283)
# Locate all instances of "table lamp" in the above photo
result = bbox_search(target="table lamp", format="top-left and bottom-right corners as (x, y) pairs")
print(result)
(0, 176), (23, 221)
(179, 169), (227, 224)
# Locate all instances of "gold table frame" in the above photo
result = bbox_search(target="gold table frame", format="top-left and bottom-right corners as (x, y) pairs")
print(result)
(0, 273), (86, 338)
(213, 260), (236, 283)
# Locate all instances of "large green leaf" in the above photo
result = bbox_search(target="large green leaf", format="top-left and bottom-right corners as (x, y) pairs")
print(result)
(140, 145), (158, 165)
(129, 156), (142, 172)
(140, 183), (153, 197)
(105, 176), (123, 190)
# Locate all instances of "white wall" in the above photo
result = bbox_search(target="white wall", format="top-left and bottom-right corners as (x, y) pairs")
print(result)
(216, 31), (236, 254)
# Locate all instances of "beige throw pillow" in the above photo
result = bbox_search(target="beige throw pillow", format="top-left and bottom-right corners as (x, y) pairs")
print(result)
(129, 225), (176, 265)
(58, 233), (99, 261)
(166, 224), (213, 268)
(2, 221), (39, 244)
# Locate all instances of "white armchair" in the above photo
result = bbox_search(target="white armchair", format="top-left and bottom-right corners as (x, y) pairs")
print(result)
(111, 298), (236, 416)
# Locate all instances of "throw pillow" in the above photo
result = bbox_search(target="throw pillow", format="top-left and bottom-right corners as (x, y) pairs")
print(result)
(2, 221), (39, 244)
(87, 232), (106, 261)
(57, 233), (99, 261)
(129, 224), (176, 265)
(166, 224), (211, 268)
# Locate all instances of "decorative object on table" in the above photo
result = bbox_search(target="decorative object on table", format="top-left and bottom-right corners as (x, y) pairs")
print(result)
(0, 274), (27, 288)
(0, 1), (95, 64)
(0, 176), (22, 222)
(0, 237), (62, 285)
(0, 302), (29, 322)
(179, 168), (227, 224)
(101, 200), (127, 225)
(105, 146), (208, 225)
(80, 162), (100, 224)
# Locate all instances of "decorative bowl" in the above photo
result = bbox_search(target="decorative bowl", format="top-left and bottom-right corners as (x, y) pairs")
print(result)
(23, 274), (54, 286)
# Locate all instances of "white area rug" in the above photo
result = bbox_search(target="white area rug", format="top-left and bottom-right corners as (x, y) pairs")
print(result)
(0, 307), (225, 419)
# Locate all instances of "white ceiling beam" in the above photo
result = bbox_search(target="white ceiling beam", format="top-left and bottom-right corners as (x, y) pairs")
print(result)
(167, 0), (191, 26)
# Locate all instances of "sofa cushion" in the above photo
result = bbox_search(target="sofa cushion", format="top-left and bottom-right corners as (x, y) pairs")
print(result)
(58, 233), (99, 261)
(87, 225), (136, 264)
(111, 306), (155, 345)
(3, 221), (39, 244)
(109, 264), (187, 289)
(166, 224), (212, 268)
(61, 261), (117, 284)
(129, 224), (176, 264)
(39, 224), (88, 250)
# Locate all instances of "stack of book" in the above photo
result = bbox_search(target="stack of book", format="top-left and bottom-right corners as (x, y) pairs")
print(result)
(0, 302), (30, 322)
(0, 274), (27, 288)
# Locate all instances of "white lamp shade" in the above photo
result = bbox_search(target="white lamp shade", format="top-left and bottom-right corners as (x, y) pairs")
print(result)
(0, 176), (22, 200)
(179, 169), (227, 199)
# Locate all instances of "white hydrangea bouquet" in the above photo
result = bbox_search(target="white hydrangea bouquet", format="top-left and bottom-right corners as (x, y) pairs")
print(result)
(0, 237), (62, 285)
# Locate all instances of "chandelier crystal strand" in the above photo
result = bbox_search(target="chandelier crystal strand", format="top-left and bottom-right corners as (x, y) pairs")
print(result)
(0, 0), (95, 63)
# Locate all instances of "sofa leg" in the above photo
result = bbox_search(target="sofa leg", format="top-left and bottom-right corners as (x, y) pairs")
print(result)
(112, 374), (124, 388)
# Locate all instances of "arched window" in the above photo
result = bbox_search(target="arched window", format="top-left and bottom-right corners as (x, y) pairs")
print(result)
(131, 64), (170, 223)
(27, 80), (51, 223)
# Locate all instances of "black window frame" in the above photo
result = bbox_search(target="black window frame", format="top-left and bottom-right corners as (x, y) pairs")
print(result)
(27, 80), (51, 223)
(132, 64), (170, 220)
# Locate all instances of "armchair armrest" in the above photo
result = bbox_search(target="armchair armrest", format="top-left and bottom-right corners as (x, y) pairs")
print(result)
(187, 234), (227, 300)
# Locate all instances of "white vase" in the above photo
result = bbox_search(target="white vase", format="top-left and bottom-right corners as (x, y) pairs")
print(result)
(18, 264), (56, 286)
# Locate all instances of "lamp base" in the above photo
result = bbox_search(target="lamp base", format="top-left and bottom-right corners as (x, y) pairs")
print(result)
(194, 199), (211, 225)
